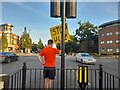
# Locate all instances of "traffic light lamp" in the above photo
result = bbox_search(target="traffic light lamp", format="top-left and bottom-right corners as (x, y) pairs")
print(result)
(50, 0), (61, 18)
(50, 0), (76, 18)
(66, 0), (76, 18)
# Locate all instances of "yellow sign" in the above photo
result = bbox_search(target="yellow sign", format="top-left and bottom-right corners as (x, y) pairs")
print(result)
(50, 23), (71, 44)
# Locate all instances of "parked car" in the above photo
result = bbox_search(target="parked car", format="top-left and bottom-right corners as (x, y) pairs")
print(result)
(0, 52), (19, 63)
(75, 52), (96, 64)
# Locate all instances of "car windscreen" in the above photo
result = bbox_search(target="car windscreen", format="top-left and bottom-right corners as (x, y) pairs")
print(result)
(81, 53), (90, 57)
(3, 52), (15, 56)
(0, 52), (6, 56)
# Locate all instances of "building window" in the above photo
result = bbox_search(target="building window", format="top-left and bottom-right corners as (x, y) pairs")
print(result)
(100, 48), (104, 52)
(100, 41), (104, 44)
(13, 40), (17, 44)
(101, 34), (104, 36)
(107, 40), (113, 44)
(116, 32), (120, 35)
(107, 48), (113, 52)
(7, 39), (10, 44)
(4, 26), (7, 29)
(116, 48), (120, 52)
(116, 40), (120, 43)
(107, 32), (112, 36)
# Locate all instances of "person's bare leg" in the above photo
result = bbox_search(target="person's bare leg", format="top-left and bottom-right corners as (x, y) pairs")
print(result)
(49, 79), (53, 88)
(48, 79), (53, 89)
(44, 78), (49, 90)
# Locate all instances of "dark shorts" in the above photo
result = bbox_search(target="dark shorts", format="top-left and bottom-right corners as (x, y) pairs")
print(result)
(43, 67), (56, 79)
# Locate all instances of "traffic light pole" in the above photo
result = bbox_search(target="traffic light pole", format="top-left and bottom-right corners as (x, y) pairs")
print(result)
(61, 0), (66, 89)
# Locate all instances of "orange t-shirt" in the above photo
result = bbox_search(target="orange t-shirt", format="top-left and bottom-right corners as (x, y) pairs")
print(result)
(39, 46), (60, 67)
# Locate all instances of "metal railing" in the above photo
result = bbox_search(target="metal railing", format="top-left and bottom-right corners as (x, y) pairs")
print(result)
(8, 62), (120, 89)
(102, 71), (120, 89)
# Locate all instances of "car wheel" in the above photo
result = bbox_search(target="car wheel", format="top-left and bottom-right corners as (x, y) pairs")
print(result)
(16, 57), (19, 61)
(81, 59), (83, 63)
(7, 58), (11, 63)
(76, 57), (78, 62)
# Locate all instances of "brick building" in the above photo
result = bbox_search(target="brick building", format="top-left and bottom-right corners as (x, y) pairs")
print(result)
(99, 20), (120, 55)
(0, 24), (19, 52)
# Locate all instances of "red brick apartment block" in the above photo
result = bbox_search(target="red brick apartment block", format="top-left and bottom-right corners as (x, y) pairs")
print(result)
(99, 20), (120, 55)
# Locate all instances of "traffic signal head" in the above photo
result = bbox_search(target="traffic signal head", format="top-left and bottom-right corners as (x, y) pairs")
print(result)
(50, 0), (76, 18)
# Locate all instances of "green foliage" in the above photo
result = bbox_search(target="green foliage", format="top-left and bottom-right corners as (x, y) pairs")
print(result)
(37, 39), (44, 50)
(75, 21), (99, 53)
(76, 21), (98, 41)
(20, 27), (32, 49)
(31, 39), (44, 53)
(65, 35), (79, 54)
(0, 34), (8, 51)
(32, 43), (38, 52)
(56, 21), (99, 54)
(56, 35), (79, 54)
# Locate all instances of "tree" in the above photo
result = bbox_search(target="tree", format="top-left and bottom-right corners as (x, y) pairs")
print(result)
(0, 34), (8, 51)
(56, 35), (79, 54)
(37, 39), (44, 50)
(20, 27), (32, 53)
(65, 35), (79, 54)
(32, 43), (38, 53)
(75, 21), (99, 53)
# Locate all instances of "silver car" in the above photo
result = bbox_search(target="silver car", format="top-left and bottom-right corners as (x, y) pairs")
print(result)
(75, 52), (96, 64)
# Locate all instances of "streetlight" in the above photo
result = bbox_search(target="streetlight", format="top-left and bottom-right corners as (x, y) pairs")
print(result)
(50, 0), (77, 89)
(29, 30), (31, 37)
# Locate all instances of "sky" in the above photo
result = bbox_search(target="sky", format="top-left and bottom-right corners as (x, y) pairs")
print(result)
(1, 0), (119, 45)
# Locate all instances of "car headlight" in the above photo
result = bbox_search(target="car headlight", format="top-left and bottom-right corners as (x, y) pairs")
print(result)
(93, 59), (96, 62)
(88, 59), (92, 61)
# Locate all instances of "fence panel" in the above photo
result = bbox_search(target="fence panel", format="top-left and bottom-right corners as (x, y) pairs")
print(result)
(103, 71), (120, 89)
(9, 69), (22, 89)
(9, 64), (120, 89)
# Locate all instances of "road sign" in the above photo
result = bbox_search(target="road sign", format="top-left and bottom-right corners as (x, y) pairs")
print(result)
(50, 22), (71, 44)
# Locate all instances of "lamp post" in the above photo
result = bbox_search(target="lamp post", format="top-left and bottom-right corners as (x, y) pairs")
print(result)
(61, 0), (66, 89)
(29, 30), (31, 37)
(50, 0), (76, 89)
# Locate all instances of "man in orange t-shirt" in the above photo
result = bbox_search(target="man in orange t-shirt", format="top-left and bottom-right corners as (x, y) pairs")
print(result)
(38, 39), (60, 89)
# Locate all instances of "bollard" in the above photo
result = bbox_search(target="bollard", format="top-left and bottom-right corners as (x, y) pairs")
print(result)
(0, 74), (9, 90)
(77, 65), (88, 90)
(99, 64), (103, 90)
(22, 62), (27, 90)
